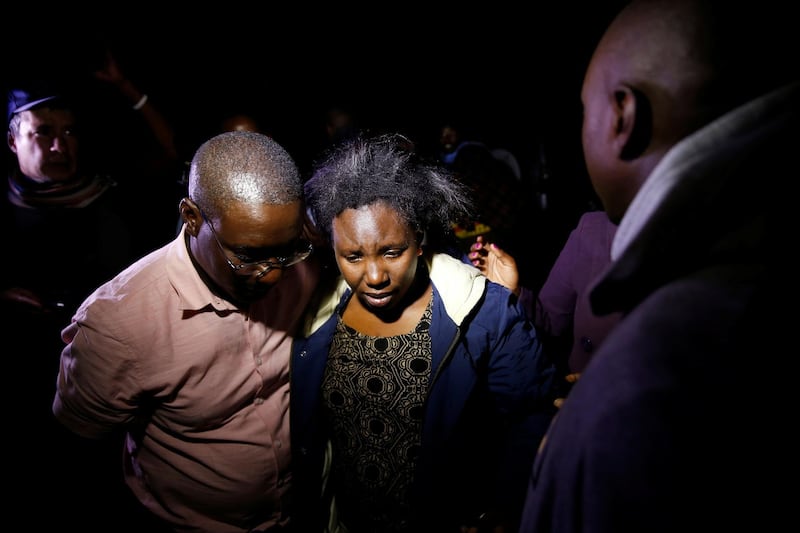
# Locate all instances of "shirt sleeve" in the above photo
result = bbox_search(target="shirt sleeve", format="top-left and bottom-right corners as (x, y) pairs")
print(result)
(53, 305), (141, 439)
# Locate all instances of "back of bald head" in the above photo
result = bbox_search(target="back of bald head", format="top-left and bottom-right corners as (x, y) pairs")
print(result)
(188, 131), (302, 219)
(597, 0), (797, 141)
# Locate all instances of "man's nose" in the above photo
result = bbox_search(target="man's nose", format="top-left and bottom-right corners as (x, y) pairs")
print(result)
(50, 134), (69, 152)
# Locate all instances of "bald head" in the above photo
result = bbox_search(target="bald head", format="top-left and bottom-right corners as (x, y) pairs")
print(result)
(582, 0), (796, 222)
(188, 131), (301, 219)
(594, 0), (795, 143)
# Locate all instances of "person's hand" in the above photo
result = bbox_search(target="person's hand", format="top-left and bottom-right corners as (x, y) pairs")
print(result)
(93, 50), (148, 109)
(553, 372), (581, 409)
(468, 236), (520, 295)
(93, 50), (126, 86)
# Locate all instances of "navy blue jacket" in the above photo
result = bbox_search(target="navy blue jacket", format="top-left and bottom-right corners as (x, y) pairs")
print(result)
(291, 253), (556, 532)
(519, 82), (799, 533)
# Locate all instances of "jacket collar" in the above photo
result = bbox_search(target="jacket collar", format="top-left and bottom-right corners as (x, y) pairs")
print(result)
(592, 81), (799, 315)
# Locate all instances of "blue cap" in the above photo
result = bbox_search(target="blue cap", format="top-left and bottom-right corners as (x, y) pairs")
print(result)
(7, 86), (63, 123)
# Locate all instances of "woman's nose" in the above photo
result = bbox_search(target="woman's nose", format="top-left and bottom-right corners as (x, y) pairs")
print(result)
(365, 260), (388, 286)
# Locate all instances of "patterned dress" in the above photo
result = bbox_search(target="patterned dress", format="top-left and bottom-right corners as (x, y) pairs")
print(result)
(321, 297), (433, 533)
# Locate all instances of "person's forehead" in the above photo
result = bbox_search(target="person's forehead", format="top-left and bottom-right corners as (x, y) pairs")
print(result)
(217, 200), (304, 241)
(18, 107), (76, 126)
(582, 51), (611, 97)
(334, 202), (411, 231)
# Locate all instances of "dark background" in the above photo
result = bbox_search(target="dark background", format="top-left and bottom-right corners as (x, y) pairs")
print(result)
(7, 4), (625, 175)
(6, 4), (628, 283)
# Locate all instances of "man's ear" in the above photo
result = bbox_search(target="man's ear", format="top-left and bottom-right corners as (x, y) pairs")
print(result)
(7, 130), (17, 153)
(180, 197), (202, 237)
(614, 86), (652, 161)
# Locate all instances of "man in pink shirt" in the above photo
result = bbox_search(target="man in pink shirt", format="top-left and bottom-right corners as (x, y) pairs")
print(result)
(53, 131), (319, 532)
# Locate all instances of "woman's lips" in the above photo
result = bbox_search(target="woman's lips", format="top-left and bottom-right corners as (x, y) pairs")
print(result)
(363, 292), (392, 308)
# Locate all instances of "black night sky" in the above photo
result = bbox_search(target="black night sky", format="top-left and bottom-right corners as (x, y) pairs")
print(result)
(6, 4), (629, 266)
(8, 4), (624, 171)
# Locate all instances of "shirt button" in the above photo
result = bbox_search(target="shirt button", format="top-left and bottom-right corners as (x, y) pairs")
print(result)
(254, 397), (264, 405)
(276, 440), (282, 448)
(255, 356), (263, 365)
(581, 336), (594, 353)
(300, 350), (307, 358)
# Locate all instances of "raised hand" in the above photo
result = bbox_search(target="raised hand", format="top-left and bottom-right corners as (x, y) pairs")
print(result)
(468, 235), (520, 296)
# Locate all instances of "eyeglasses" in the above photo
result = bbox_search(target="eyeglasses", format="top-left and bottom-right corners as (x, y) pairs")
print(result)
(201, 209), (313, 278)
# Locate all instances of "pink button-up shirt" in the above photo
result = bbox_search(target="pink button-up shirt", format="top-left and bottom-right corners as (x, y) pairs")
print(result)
(53, 226), (319, 532)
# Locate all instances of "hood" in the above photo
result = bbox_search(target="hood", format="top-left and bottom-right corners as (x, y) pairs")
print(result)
(427, 252), (487, 326)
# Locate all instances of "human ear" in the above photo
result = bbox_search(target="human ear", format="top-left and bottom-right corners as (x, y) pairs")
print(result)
(179, 197), (202, 237)
(615, 86), (652, 161)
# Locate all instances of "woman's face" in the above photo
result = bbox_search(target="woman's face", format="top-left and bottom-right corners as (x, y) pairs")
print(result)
(331, 201), (422, 314)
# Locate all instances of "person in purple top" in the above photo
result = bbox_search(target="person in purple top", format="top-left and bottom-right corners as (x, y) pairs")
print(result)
(470, 210), (622, 378)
